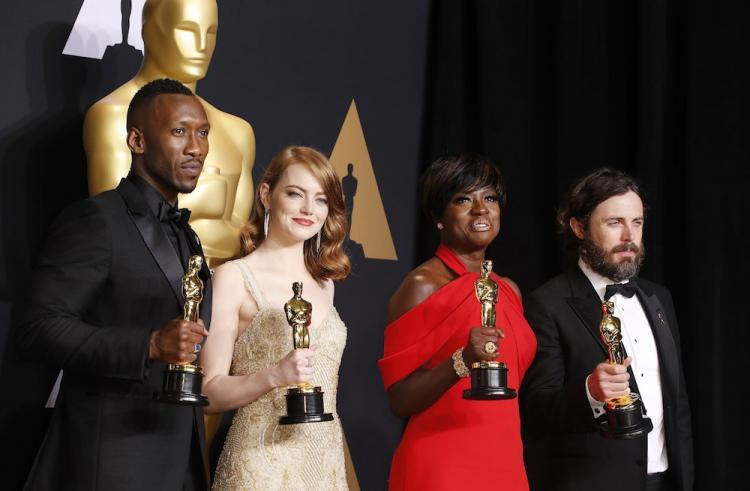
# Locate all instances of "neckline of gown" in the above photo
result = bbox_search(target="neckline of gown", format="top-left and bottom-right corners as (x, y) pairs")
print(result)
(235, 304), (338, 352)
(435, 244), (471, 276)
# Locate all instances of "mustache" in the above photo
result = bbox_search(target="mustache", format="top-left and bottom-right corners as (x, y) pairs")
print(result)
(611, 242), (640, 254)
(181, 158), (203, 165)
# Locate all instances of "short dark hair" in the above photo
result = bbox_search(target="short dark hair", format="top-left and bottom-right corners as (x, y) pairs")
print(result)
(126, 78), (194, 128)
(420, 153), (507, 224)
(557, 167), (644, 254)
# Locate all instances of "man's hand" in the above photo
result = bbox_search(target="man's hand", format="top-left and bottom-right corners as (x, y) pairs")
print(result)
(587, 356), (632, 402)
(149, 318), (208, 364)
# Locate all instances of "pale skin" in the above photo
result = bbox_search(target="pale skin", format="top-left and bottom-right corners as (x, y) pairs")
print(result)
(387, 187), (522, 418)
(572, 190), (644, 402)
(199, 164), (335, 414)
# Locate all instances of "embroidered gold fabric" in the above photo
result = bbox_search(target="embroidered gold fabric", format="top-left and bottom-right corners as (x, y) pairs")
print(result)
(212, 261), (348, 490)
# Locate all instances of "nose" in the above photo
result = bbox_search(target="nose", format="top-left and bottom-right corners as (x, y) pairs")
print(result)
(185, 132), (205, 159)
(471, 197), (489, 215)
(621, 223), (633, 242)
(196, 31), (207, 53)
(300, 196), (314, 216)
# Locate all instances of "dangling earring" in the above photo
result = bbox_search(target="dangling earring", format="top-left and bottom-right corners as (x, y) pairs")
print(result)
(437, 222), (444, 230)
(263, 209), (270, 237)
(316, 230), (322, 253)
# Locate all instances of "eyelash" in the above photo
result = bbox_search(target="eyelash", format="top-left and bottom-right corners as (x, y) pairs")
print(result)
(454, 195), (498, 204)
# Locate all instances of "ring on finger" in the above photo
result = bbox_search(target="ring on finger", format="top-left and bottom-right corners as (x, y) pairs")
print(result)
(484, 341), (497, 354)
(193, 343), (201, 354)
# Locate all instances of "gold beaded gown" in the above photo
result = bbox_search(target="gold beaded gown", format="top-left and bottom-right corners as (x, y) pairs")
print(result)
(212, 261), (348, 490)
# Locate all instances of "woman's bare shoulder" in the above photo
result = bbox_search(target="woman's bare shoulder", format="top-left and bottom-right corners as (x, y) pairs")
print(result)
(498, 276), (522, 302)
(387, 257), (454, 323)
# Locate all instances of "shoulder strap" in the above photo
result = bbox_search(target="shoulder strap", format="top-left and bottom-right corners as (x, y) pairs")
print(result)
(233, 260), (269, 310)
(435, 244), (469, 275)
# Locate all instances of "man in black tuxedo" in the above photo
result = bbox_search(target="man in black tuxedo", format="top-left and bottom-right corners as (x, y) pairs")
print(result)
(520, 169), (693, 491)
(16, 79), (213, 490)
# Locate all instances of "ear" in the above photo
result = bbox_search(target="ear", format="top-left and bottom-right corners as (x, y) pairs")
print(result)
(127, 127), (145, 155)
(569, 217), (586, 240)
(259, 183), (271, 209)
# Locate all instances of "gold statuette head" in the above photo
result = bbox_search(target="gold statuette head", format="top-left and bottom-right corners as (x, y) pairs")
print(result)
(142, 0), (219, 81)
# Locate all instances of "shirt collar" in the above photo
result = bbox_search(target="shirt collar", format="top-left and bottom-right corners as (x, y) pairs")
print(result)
(578, 257), (630, 302)
(126, 173), (178, 218)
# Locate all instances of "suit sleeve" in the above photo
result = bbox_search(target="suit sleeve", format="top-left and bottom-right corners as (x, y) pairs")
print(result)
(660, 288), (695, 489)
(520, 293), (600, 435)
(15, 199), (151, 380)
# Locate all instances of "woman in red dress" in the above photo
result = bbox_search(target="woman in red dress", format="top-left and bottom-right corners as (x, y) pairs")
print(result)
(379, 154), (537, 490)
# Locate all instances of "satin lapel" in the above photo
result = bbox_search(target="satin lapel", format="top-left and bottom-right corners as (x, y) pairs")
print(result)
(565, 268), (642, 394)
(565, 268), (609, 358)
(117, 179), (184, 305)
(189, 229), (213, 326)
(634, 283), (679, 402)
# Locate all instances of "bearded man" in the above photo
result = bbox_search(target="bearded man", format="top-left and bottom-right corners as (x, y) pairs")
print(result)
(520, 168), (693, 491)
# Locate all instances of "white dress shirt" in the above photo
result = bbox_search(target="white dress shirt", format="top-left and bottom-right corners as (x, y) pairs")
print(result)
(579, 259), (668, 474)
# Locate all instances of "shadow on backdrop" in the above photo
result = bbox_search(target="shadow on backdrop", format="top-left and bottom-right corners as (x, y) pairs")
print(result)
(0, 18), (141, 488)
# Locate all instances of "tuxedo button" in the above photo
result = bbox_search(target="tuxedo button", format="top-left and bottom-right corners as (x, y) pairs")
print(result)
(636, 459), (645, 467)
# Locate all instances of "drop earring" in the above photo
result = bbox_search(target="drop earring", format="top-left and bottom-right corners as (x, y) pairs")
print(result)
(263, 209), (270, 237)
(316, 230), (322, 253)
(437, 222), (444, 230)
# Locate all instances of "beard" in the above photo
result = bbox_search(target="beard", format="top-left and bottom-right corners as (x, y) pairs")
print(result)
(581, 236), (645, 282)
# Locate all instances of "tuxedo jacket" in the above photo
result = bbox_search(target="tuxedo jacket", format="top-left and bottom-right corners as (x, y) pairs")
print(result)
(520, 267), (693, 491)
(16, 178), (212, 491)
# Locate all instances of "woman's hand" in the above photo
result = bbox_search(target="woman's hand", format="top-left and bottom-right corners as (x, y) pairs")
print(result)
(271, 348), (316, 388)
(463, 326), (506, 366)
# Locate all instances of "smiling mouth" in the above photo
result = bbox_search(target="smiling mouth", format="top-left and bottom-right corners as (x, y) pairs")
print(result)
(470, 220), (491, 232)
(293, 218), (315, 227)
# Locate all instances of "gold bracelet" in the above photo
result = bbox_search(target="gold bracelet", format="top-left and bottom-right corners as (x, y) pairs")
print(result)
(452, 348), (470, 378)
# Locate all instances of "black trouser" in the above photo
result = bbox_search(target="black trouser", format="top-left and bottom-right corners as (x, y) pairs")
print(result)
(646, 471), (674, 491)
(182, 426), (207, 491)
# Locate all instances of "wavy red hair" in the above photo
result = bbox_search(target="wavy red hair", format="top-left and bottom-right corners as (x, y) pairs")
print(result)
(239, 146), (351, 282)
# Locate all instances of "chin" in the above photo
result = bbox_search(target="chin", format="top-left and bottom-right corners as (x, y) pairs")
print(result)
(177, 182), (199, 194)
(178, 66), (208, 81)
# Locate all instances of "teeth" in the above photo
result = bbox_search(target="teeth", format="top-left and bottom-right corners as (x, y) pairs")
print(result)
(471, 222), (490, 231)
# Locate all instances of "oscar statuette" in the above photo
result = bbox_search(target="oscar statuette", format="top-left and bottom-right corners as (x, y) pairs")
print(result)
(598, 301), (652, 439)
(154, 255), (209, 406)
(279, 282), (334, 425)
(463, 260), (517, 400)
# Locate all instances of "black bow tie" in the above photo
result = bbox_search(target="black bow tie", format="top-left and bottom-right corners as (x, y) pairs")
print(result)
(159, 203), (191, 226)
(604, 282), (638, 300)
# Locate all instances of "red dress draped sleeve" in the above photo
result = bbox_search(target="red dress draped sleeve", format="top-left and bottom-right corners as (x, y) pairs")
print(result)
(379, 245), (537, 490)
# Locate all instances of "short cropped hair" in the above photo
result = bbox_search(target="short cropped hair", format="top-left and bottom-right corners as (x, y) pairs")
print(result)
(557, 167), (644, 254)
(419, 153), (507, 224)
(126, 78), (194, 128)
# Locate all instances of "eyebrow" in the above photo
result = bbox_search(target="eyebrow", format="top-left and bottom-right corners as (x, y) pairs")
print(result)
(604, 216), (644, 221)
(173, 119), (210, 127)
(285, 184), (326, 196)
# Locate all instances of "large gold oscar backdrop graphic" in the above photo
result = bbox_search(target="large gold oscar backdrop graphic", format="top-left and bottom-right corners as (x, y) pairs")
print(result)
(330, 100), (398, 261)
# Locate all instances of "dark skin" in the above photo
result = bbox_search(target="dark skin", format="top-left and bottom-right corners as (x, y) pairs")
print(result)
(387, 186), (522, 418)
(126, 93), (211, 363)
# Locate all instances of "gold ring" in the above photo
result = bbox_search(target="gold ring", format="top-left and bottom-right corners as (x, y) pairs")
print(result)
(484, 341), (497, 354)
